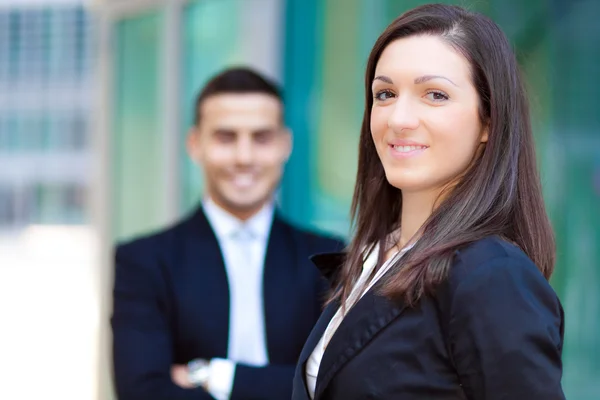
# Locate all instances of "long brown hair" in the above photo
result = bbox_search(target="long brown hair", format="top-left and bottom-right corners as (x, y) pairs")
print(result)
(334, 4), (555, 306)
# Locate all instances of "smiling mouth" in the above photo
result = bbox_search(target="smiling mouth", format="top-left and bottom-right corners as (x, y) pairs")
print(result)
(390, 145), (428, 153)
(231, 174), (256, 189)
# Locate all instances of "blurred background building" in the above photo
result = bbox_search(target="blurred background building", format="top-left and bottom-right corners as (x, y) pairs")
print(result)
(0, 0), (598, 399)
(0, 1), (92, 227)
(0, 0), (98, 399)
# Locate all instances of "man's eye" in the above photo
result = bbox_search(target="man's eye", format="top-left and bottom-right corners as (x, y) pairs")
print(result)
(215, 131), (236, 142)
(255, 133), (273, 143)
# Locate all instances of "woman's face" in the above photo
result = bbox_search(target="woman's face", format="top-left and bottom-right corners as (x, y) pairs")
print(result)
(370, 35), (487, 196)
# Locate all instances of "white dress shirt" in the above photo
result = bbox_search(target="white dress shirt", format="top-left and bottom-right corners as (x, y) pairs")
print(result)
(202, 197), (274, 400)
(305, 242), (414, 399)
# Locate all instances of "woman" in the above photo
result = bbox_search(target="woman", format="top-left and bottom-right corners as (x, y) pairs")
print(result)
(292, 4), (565, 400)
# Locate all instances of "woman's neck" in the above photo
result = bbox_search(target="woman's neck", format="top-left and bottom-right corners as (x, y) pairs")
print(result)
(398, 190), (439, 248)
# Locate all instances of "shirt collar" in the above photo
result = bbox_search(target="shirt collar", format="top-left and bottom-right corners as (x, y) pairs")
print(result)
(203, 197), (274, 241)
(363, 240), (416, 273)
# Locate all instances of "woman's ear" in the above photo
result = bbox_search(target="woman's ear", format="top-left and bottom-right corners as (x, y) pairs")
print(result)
(480, 124), (489, 143)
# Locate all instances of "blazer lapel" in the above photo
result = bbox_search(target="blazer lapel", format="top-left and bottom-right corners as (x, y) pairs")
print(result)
(294, 300), (339, 399)
(310, 252), (346, 288)
(309, 253), (407, 400)
(262, 215), (296, 360)
(294, 251), (346, 370)
(298, 300), (339, 364)
(182, 206), (230, 355)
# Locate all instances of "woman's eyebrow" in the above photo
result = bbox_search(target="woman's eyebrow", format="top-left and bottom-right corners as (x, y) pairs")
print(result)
(414, 74), (458, 87)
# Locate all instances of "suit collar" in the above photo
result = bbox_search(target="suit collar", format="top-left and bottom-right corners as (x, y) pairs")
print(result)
(314, 289), (405, 399)
(309, 252), (346, 288)
(298, 250), (407, 400)
(184, 205), (300, 362)
(202, 197), (274, 240)
(180, 205), (231, 356)
(186, 202), (280, 242)
(296, 251), (346, 372)
(261, 215), (301, 360)
(294, 300), (339, 399)
(311, 242), (415, 286)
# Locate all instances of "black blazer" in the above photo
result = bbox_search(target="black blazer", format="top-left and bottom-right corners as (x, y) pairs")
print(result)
(111, 206), (345, 400)
(292, 236), (566, 400)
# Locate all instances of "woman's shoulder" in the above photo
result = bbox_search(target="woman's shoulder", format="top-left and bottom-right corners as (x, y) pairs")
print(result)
(440, 236), (563, 338)
(455, 235), (528, 264)
(447, 235), (552, 293)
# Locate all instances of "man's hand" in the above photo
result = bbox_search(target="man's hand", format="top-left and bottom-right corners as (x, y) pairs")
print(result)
(171, 364), (194, 388)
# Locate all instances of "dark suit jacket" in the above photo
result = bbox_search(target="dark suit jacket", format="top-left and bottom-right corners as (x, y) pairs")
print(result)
(111, 206), (345, 400)
(292, 235), (566, 400)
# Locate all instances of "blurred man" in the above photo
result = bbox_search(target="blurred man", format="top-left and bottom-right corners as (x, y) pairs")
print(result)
(111, 67), (345, 400)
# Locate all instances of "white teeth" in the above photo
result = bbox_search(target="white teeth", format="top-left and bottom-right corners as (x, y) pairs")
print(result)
(392, 145), (426, 152)
(233, 174), (255, 188)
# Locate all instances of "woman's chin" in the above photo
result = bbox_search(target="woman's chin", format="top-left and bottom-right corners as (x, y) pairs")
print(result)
(384, 171), (428, 192)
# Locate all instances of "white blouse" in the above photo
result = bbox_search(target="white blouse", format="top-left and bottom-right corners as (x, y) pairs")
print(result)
(305, 242), (414, 398)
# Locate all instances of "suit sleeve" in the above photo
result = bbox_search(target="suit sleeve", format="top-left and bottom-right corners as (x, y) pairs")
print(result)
(111, 245), (212, 400)
(448, 255), (566, 400)
(229, 364), (296, 400)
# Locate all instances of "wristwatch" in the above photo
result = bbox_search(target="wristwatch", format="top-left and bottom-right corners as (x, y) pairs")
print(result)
(188, 359), (210, 389)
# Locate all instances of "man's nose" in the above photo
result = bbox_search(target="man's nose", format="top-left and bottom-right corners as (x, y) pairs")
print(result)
(234, 137), (254, 165)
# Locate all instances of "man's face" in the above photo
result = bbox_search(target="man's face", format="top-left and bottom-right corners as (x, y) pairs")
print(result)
(187, 93), (291, 220)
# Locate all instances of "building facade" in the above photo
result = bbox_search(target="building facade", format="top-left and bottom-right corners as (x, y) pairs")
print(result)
(0, 2), (93, 229)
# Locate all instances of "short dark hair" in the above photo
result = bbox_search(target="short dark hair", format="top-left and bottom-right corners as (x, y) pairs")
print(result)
(193, 67), (283, 125)
(335, 4), (555, 306)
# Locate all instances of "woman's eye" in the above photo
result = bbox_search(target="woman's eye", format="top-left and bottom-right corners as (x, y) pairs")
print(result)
(425, 90), (449, 102)
(374, 90), (395, 101)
